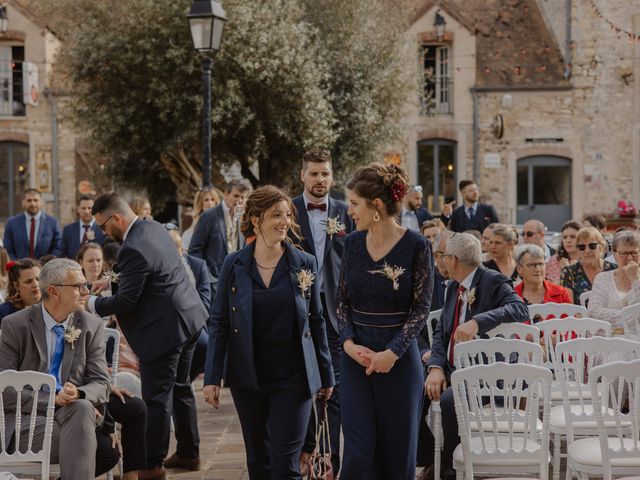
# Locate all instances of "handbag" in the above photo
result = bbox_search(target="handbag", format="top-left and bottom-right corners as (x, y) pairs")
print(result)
(305, 394), (334, 480)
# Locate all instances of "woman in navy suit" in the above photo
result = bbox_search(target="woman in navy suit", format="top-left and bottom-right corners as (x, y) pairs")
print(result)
(204, 185), (335, 480)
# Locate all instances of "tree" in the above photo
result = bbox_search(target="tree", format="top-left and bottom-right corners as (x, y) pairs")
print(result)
(33, 0), (414, 207)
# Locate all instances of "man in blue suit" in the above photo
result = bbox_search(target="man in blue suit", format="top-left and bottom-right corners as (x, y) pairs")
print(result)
(441, 180), (500, 233)
(420, 233), (528, 480)
(61, 195), (107, 259)
(189, 179), (251, 294)
(3, 188), (63, 260)
(291, 149), (354, 476)
(400, 185), (434, 231)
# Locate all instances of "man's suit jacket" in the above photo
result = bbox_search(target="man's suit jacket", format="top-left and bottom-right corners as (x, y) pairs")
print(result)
(291, 195), (354, 332)
(446, 203), (499, 233)
(416, 207), (434, 226)
(185, 254), (212, 312)
(3, 213), (63, 260)
(189, 203), (245, 292)
(94, 219), (208, 362)
(0, 304), (110, 420)
(428, 266), (528, 375)
(205, 241), (335, 396)
(61, 220), (107, 259)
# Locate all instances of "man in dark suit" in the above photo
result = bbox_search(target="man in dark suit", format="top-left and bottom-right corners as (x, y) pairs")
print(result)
(189, 178), (251, 294)
(400, 185), (433, 231)
(88, 193), (208, 480)
(441, 180), (499, 233)
(61, 195), (107, 259)
(421, 233), (528, 480)
(291, 149), (354, 476)
(523, 219), (556, 261)
(3, 188), (63, 260)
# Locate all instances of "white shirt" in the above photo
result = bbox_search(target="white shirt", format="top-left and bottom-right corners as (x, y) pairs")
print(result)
(78, 219), (96, 243)
(41, 303), (70, 370)
(400, 207), (421, 232)
(221, 201), (240, 251)
(24, 211), (43, 245)
(302, 192), (328, 291)
(465, 203), (478, 220)
(122, 216), (138, 241)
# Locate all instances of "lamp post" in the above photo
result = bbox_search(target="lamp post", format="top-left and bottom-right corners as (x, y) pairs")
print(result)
(187, 0), (227, 188)
(434, 9), (446, 41)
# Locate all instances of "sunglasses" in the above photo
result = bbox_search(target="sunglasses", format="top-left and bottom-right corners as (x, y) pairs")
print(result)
(577, 242), (600, 251)
(524, 231), (538, 237)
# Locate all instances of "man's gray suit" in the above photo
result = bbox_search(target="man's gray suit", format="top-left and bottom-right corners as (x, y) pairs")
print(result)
(0, 304), (110, 480)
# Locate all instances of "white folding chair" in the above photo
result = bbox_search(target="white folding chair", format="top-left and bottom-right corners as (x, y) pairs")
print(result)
(528, 302), (587, 323)
(0, 370), (56, 479)
(579, 291), (590, 307)
(451, 363), (553, 480)
(567, 359), (640, 480)
(104, 327), (123, 480)
(550, 337), (640, 480)
(486, 322), (541, 344)
(424, 309), (442, 479)
(621, 302), (640, 341)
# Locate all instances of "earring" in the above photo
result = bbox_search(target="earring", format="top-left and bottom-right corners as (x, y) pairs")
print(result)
(373, 211), (381, 222)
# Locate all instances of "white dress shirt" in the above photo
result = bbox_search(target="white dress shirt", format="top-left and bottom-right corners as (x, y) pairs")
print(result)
(42, 303), (70, 370)
(302, 192), (328, 291)
(25, 211), (43, 244)
(400, 207), (421, 232)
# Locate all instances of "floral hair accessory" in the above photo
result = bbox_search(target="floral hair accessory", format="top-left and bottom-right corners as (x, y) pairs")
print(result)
(390, 182), (407, 202)
(4, 261), (16, 272)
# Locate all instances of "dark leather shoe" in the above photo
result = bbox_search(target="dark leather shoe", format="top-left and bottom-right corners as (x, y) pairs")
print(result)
(138, 467), (166, 480)
(164, 452), (201, 471)
(417, 464), (434, 480)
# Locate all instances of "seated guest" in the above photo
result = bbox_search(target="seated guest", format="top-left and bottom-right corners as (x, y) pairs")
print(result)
(480, 223), (498, 262)
(514, 244), (572, 306)
(0, 246), (9, 301)
(561, 226), (616, 304)
(483, 224), (521, 283)
(523, 219), (556, 261)
(0, 258), (41, 323)
(589, 230), (640, 336)
(102, 240), (120, 271)
(77, 242), (105, 286)
(546, 221), (581, 284)
(0, 258), (115, 480)
(421, 233), (528, 480)
(421, 219), (444, 245)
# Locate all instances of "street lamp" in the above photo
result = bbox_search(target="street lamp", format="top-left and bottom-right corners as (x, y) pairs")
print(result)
(187, 0), (227, 188)
(0, 6), (8, 34)
(434, 9), (446, 41)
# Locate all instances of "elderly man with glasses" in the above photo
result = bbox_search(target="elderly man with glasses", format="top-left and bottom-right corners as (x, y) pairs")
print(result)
(522, 219), (556, 261)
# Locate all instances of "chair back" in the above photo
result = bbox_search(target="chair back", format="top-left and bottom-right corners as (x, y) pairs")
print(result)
(621, 303), (640, 342)
(528, 302), (587, 323)
(486, 323), (540, 344)
(0, 370), (56, 479)
(590, 359), (640, 478)
(454, 337), (544, 371)
(537, 317), (611, 371)
(451, 363), (552, 480)
(426, 309), (442, 350)
(579, 291), (590, 307)
(104, 327), (120, 384)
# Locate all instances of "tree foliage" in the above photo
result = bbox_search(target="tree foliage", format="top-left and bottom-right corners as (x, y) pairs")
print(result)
(33, 0), (414, 206)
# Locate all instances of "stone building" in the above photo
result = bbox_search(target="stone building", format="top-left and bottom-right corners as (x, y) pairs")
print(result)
(400, 0), (640, 230)
(0, 0), (80, 233)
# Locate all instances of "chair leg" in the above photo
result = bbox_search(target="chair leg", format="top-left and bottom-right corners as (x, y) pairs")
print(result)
(553, 433), (561, 480)
(456, 470), (464, 480)
(432, 401), (442, 480)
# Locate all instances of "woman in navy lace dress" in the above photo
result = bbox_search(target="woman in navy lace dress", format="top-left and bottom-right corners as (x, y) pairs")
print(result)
(337, 163), (434, 479)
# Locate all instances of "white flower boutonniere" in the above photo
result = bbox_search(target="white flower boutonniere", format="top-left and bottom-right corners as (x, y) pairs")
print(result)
(102, 270), (120, 283)
(64, 325), (82, 349)
(296, 269), (315, 298)
(323, 216), (347, 239)
(86, 230), (96, 241)
(464, 287), (477, 307)
(368, 262), (406, 291)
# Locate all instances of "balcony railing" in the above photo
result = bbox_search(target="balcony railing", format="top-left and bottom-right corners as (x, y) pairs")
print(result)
(0, 59), (25, 116)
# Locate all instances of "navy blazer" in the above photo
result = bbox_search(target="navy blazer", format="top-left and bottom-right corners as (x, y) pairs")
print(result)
(189, 203), (245, 292)
(446, 203), (499, 233)
(185, 254), (212, 312)
(3, 212), (63, 260)
(94, 219), (207, 361)
(291, 195), (354, 332)
(416, 207), (434, 226)
(61, 220), (107, 259)
(428, 266), (528, 375)
(204, 241), (335, 396)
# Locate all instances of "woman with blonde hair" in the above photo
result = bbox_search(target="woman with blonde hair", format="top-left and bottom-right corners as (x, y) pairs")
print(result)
(182, 187), (221, 250)
(130, 197), (152, 219)
(483, 224), (520, 283)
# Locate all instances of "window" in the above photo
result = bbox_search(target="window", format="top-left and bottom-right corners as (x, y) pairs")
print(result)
(417, 140), (456, 212)
(0, 46), (25, 116)
(420, 45), (452, 115)
(0, 142), (29, 220)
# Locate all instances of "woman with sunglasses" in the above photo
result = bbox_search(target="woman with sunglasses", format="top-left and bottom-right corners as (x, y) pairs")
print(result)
(588, 230), (640, 335)
(545, 221), (581, 284)
(560, 226), (615, 304)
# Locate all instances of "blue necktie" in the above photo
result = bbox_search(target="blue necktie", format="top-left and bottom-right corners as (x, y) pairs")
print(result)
(467, 207), (474, 220)
(49, 324), (65, 392)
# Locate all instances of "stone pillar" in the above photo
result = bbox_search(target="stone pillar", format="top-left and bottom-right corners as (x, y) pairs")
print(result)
(634, 14), (640, 205)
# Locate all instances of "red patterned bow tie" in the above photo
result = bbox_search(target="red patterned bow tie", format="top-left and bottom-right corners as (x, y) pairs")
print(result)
(307, 203), (327, 212)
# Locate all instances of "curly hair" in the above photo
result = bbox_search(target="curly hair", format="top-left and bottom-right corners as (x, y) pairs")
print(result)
(240, 185), (301, 242)
(345, 162), (410, 216)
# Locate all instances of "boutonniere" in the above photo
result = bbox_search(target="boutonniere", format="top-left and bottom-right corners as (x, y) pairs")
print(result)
(64, 325), (82, 349)
(323, 216), (347, 239)
(86, 230), (96, 241)
(368, 262), (406, 290)
(463, 287), (477, 307)
(102, 270), (120, 283)
(296, 269), (315, 298)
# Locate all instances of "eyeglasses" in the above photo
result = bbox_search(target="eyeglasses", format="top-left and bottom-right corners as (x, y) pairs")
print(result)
(524, 231), (538, 238)
(524, 262), (545, 270)
(98, 215), (114, 232)
(53, 283), (89, 292)
(577, 242), (600, 251)
(441, 253), (456, 259)
(616, 250), (640, 258)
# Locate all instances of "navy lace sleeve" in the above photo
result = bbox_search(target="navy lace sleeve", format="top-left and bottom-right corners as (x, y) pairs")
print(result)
(336, 234), (355, 344)
(386, 235), (434, 357)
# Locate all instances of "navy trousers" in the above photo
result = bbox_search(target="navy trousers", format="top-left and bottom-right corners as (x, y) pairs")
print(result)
(418, 384), (458, 472)
(340, 336), (423, 480)
(231, 386), (312, 480)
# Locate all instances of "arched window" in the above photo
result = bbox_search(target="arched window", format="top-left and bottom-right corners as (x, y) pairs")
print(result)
(0, 141), (29, 220)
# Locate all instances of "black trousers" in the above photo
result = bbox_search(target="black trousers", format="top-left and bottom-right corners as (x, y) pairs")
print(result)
(95, 429), (120, 477)
(419, 384), (459, 472)
(107, 394), (148, 472)
(139, 331), (200, 468)
(231, 386), (312, 480)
